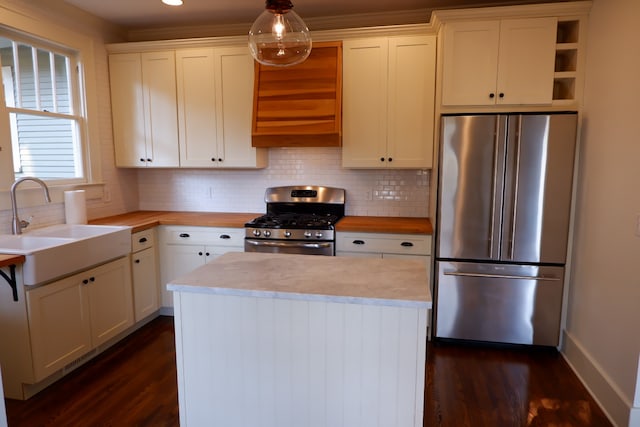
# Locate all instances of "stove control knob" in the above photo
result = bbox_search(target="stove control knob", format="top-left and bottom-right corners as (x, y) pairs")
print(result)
(304, 231), (312, 238)
(315, 232), (323, 238)
(264, 230), (271, 237)
(284, 231), (292, 238)
(252, 229), (261, 237)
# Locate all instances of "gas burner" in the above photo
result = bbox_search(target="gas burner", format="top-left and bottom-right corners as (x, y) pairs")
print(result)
(247, 213), (339, 229)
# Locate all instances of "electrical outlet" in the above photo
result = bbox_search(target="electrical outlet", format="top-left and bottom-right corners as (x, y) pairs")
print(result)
(365, 189), (372, 201)
(103, 188), (111, 202)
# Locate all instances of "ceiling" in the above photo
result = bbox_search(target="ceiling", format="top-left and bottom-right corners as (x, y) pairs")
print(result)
(62, 0), (570, 29)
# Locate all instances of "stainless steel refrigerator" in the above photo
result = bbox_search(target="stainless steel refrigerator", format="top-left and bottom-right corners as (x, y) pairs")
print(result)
(434, 113), (577, 346)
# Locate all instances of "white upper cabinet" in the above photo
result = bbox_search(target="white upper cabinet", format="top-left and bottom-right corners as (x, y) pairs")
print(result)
(109, 51), (180, 167)
(176, 47), (266, 168)
(441, 17), (557, 106)
(342, 35), (436, 168)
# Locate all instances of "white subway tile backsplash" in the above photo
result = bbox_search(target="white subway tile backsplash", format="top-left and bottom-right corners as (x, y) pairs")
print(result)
(137, 147), (430, 217)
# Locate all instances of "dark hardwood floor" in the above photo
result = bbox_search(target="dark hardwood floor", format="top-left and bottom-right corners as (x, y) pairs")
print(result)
(5, 316), (612, 427)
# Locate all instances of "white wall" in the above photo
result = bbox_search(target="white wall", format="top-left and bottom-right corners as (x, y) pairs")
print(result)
(563, 0), (640, 425)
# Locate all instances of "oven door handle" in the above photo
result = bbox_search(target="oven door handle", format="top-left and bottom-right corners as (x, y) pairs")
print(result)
(245, 239), (333, 249)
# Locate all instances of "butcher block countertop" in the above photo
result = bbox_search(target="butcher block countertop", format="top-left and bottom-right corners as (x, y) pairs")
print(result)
(336, 216), (432, 234)
(0, 254), (25, 269)
(90, 211), (433, 235)
(168, 251), (432, 308)
(90, 211), (261, 233)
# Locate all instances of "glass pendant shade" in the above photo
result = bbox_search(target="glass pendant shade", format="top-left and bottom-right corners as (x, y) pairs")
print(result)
(248, 0), (312, 67)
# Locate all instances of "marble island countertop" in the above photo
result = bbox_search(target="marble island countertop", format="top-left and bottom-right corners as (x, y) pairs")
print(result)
(168, 251), (432, 309)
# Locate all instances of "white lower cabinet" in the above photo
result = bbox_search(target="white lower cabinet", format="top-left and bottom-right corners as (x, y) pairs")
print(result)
(336, 232), (432, 279)
(159, 226), (244, 307)
(26, 257), (133, 382)
(131, 229), (159, 322)
(337, 232), (432, 335)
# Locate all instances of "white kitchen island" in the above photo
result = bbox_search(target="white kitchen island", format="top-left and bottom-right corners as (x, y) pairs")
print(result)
(168, 251), (432, 427)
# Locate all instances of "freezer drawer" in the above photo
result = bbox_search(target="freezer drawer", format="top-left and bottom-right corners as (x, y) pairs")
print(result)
(434, 261), (564, 346)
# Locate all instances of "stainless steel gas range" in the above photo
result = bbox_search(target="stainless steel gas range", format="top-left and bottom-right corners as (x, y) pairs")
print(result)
(244, 186), (346, 256)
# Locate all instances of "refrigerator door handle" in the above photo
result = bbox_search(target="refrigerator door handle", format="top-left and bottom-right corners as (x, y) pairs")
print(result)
(507, 116), (523, 260)
(443, 271), (561, 282)
(489, 119), (500, 258)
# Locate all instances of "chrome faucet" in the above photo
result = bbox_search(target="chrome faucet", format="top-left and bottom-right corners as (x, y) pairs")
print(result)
(10, 177), (51, 235)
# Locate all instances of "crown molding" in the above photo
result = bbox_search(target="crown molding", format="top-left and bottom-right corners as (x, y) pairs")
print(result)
(432, 0), (592, 23)
(124, 8), (431, 42)
(108, 22), (434, 53)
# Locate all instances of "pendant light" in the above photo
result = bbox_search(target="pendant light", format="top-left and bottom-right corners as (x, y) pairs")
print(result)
(248, 0), (312, 67)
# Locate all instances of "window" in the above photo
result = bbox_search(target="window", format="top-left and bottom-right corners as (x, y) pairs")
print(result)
(0, 33), (84, 182)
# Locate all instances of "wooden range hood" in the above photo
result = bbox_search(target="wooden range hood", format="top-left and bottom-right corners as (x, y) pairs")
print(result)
(251, 41), (342, 147)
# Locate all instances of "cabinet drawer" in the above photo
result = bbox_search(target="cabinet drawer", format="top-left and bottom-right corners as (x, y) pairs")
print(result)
(160, 226), (244, 247)
(132, 229), (155, 252)
(336, 232), (431, 255)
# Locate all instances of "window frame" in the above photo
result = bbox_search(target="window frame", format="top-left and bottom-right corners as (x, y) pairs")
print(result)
(0, 13), (103, 207)
(0, 29), (89, 185)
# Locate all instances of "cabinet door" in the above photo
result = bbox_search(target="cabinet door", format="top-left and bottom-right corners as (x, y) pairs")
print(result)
(441, 20), (501, 106)
(160, 244), (207, 307)
(26, 275), (92, 381)
(141, 51), (179, 167)
(176, 48), (219, 168)
(215, 47), (265, 168)
(496, 18), (557, 105)
(87, 257), (134, 347)
(342, 38), (389, 167)
(109, 53), (147, 167)
(387, 36), (436, 168)
(132, 247), (159, 322)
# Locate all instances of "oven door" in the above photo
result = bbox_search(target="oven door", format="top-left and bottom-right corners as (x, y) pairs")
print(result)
(245, 239), (334, 256)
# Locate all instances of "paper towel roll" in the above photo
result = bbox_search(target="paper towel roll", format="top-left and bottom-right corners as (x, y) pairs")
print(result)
(64, 190), (87, 224)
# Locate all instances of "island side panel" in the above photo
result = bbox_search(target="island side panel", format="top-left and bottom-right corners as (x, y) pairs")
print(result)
(173, 291), (427, 427)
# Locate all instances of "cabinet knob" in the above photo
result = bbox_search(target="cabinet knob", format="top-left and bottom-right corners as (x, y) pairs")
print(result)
(205, 252), (210, 257)
(139, 237), (148, 243)
(220, 234), (231, 240)
(139, 158), (145, 162)
(211, 158), (216, 162)
(198, 251), (203, 256)
(388, 158), (393, 162)
(353, 240), (365, 245)
(134, 259), (140, 264)
(499, 93), (505, 98)
(401, 241), (414, 247)
(218, 158), (223, 162)
(82, 279), (89, 285)
(489, 93), (495, 98)
(90, 277), (95, 282)
(380, 157), (385, 162)
(146, 158), (152, 162)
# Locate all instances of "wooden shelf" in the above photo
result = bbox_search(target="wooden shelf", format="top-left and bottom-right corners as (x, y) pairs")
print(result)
(552, 20), (581, 103)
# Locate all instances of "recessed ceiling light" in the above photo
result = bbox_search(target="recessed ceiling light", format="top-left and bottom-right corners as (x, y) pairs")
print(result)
(162, 0), (183, 6)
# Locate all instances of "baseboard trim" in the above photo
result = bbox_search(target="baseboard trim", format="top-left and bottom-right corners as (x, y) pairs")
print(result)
(561, 330), (633, 427)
